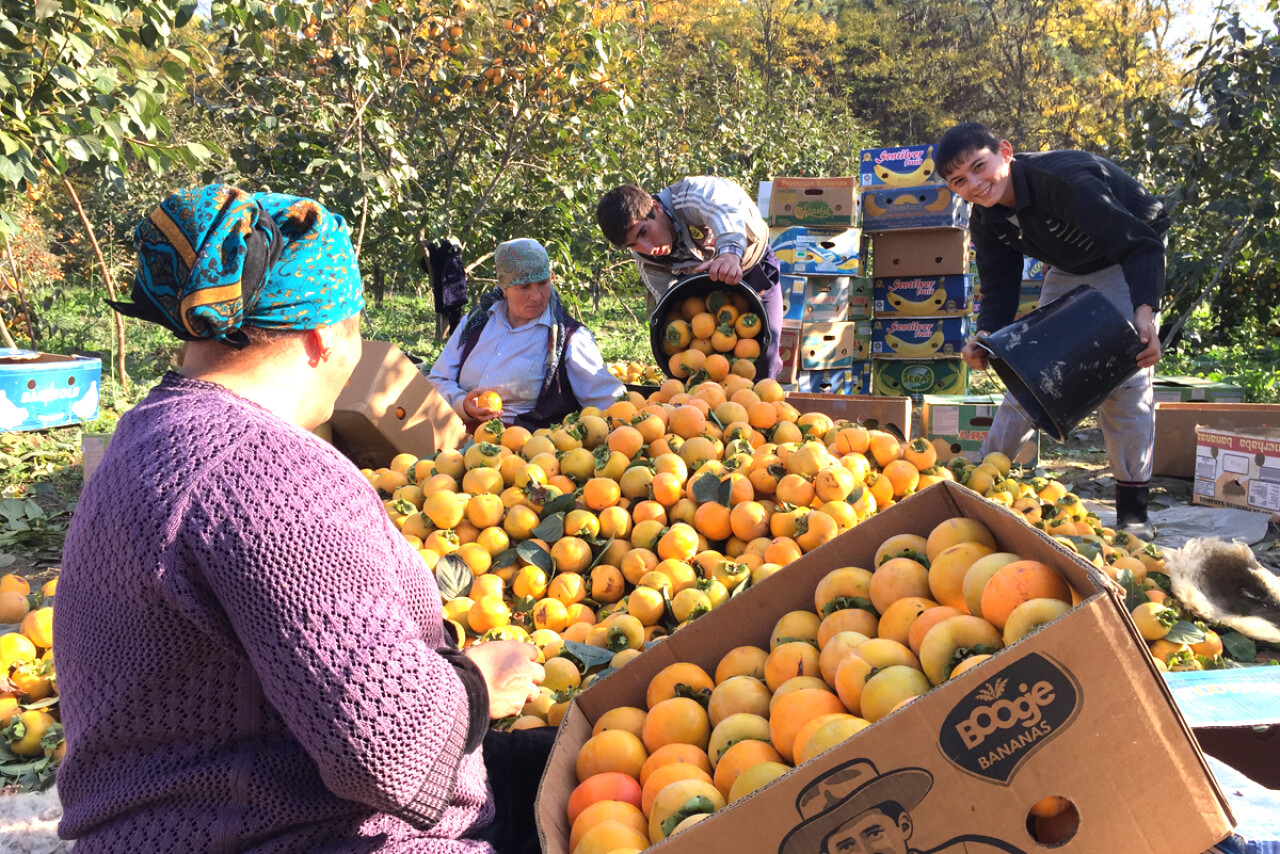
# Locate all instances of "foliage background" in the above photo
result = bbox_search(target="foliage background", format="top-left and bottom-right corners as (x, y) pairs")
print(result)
(0, 0), (1277, 404)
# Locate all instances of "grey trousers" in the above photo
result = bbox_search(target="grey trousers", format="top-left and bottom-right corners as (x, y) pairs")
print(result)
(979, 264), (1156, 482)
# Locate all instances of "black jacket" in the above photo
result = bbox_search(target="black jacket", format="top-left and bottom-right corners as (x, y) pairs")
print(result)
(971, 150), (1169, 333)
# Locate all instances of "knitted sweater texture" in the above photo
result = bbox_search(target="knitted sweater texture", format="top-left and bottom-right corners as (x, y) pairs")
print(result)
(54, 373), (494, 853)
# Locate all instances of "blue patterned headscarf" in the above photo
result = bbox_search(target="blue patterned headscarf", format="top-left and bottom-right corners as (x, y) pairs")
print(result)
(111, 184), (364, 348)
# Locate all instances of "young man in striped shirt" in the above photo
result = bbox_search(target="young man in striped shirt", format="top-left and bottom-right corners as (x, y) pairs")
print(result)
(597, 177), (784, 380)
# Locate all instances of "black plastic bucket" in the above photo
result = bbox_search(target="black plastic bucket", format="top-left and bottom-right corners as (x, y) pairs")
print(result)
(649, 273), (774, 379)
(976, 284), (1143, 443)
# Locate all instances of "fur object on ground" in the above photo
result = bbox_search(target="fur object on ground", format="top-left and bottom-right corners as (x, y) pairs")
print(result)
(1168, 538), (1280, 643)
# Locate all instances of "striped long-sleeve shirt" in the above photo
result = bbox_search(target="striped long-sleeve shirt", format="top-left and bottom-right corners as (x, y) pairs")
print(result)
(970, 151), (1169, 333)
(631, 176), (770, 301)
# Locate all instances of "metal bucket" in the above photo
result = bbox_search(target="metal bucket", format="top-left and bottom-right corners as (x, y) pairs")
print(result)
(649, 273), (774, 379)
(976, 284), (1143, 442)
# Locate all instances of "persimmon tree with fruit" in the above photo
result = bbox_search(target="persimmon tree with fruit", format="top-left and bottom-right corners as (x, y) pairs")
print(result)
(0, 0), (211, 386)
(1120, 5), (1280, 400)
(207, 0), (633, 295)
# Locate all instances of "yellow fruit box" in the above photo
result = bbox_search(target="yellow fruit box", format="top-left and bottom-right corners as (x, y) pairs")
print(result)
(535, 481), (1234, 854)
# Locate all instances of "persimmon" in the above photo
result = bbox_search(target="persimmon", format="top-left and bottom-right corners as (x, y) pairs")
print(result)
(979, 560), (1072, 631)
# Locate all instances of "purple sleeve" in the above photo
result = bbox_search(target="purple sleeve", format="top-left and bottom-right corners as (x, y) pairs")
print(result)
(180, 431), (479, 830)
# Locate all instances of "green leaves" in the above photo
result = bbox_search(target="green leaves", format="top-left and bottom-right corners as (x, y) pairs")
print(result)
(0, 0), (211, 232)
(435, 554), (474, 600)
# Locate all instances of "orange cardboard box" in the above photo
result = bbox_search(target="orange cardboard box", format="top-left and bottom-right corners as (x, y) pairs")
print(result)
(535, 483), (1233, 854)
(329, 340), (467, 468)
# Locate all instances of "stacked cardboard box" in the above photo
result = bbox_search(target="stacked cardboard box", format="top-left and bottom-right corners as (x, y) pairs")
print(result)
(767, 178), (870, 390)
(1018, 256), (1044, 320)
(920, 393), (1039, 465)
(860, 145), (971, 400)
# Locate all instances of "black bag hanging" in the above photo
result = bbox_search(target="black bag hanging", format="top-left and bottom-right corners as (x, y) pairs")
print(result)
(427, 239), (468, 336)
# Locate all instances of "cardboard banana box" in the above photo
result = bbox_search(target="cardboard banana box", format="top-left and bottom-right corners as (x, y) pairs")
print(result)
(769, 177), (859, 228)
(801, 321), (872, 370)
(860, 144), (943, 188)
(535, 483), (1234, 854)
(872, 359), (968, 399)
(862, 185), (971, 232)
(772, 226), (863, 276)
(870, 229), (971, 278)
(795, 364), (872, 396)
(871, 316), (971, 359)
(0, 348), (101, 432)
(873, 275), (974, 317)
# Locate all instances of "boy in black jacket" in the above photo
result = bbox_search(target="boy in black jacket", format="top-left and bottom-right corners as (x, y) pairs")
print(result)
(937, 122), (1168, 535)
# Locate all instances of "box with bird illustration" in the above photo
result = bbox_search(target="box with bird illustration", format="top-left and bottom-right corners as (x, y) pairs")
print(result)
(771, 226), (862, 276)
(873, 275), (974, 317)
(870, 316), (971, 360)
(862, 185), (970, 232)
(0, 348), (101, 432)
(768, 177), (859, 228)
(859, 144), (942, 188)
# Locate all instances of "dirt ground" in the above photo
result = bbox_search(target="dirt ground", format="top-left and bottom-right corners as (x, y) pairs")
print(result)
(1027, 416), (1280, 570)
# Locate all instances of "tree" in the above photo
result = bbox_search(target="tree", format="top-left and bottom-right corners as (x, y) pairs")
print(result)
(207, 0), (635, 298)
(0, 0), (210, 386)
(832, 0), (1181, 148)
(1121, 2), (1279, 376)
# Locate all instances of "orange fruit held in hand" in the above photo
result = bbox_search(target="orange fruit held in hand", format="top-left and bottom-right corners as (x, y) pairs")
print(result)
(468, 390), (503, 414)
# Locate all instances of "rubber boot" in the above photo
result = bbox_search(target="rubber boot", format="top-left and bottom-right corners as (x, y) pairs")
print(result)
(1115, 481), (1154, 542)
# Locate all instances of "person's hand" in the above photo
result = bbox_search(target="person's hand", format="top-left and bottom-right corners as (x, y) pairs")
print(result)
(462, 390), (503, 422)
(1134, 305), (1161, 369)
(961, 336), (990, 371)
(464, 640), (544, 720)
(696, 253), (743, 284)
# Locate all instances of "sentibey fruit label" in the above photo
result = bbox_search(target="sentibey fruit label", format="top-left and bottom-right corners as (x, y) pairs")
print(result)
(937, 652), (1081, 784)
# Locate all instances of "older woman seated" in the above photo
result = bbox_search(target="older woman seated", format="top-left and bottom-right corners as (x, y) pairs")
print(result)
(55, 185), (544, 853)
(428, 238), (622, 428)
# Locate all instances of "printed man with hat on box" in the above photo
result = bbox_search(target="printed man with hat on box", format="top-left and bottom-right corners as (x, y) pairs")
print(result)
(779, 759), (1027, 854)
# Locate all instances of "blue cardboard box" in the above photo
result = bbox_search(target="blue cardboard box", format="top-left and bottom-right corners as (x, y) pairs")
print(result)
(800, 320), (871, 370)
(771, 226), (862, 276)
(1166, 668), (1280, 852)
(0, 349), (101, 432)
(871, 315), (971, 359)
(781, 274), (806, 328)
(862, 185), (970, 232)
(859, 144), (942, 188)
(801, 275), (852, 323)
(873, 275), (974, 317)
(1023, 256), (1046, 280)
(796, 366), (871, 395)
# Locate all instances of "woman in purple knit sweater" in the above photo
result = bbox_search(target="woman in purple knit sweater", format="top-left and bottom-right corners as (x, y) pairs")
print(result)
(54, 185), (544, 852)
